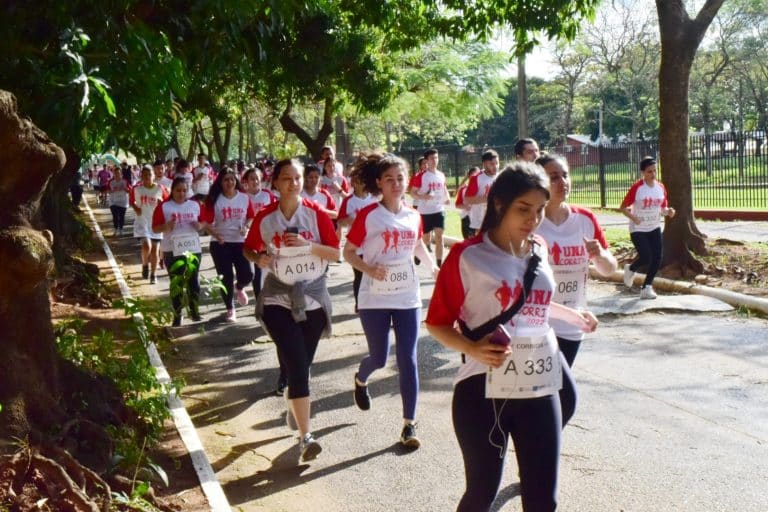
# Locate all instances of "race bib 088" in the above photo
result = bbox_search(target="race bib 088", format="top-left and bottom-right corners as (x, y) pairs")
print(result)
(369, 260), (416, 295)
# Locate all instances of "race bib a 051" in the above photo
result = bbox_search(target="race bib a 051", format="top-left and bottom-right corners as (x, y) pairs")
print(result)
(172, 233), (201, 256)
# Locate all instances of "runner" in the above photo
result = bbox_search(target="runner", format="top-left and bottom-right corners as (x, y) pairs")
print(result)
(152, 177), (204, 327)
(243, 158), (340, 463)
(408, 148), (449, 266)
(153, 159), (173, 191)
(514, 137), (541, 163)
(620, 156), (675, 299)
(174, 159), (194, 199)
(536, 153), (617, 368)
(107, 165), (130, 236)
(344, 153), (438, 448)
(192, 153), (214, 201)
(301, 163), (337, 219)
(425, 162), (598, 512)
(319, 156), (350, 209)
(200, 167), (256, 322)
(96, 165), (112, 206)
(130, 165), (168, 284)
(337, 168), (378, 311)
(464, 149), (500, 237)
(454, 166), (480, 240)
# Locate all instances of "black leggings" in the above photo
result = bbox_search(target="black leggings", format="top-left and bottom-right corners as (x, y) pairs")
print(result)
(163, 251), (201, 318)
(209, 241), (253, 310)
(261, 305), (326, 399)
(110, 205), (127, 230)
(630, 228), (663, 287)
(352, 268), (363, 311)
(453, 374), (562, 512)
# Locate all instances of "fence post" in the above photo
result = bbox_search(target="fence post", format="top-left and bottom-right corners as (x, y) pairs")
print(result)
(598, 142), (606, 208)
(453, 148), (460, 189)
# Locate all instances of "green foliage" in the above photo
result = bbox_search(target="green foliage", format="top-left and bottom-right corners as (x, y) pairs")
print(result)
(169, 252), (227, 317)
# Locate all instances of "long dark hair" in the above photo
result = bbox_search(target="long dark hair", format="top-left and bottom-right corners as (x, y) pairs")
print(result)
(205, 166), (240, 208)
(354, 152), (408, 194)
(479, 162), (550, 233)
(272, 158), (303, 183)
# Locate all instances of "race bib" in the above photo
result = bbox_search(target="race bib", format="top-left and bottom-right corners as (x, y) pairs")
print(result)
(552, 266), (588, 309)
(171, 233), (201, 256)
(636, 210), (661, 230)
(370, 260), (417, 295)
(273, 245), (324, 284)
(485, 334), (562, 399)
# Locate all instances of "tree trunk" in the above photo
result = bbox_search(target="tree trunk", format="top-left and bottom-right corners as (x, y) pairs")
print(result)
(186, 123), (198, 161)
(279, 96), (335, 160)
(238, 116), (244, 161)
(0, 91), (130, 463)
(517, 54), (528, 138)
(656, 0), (725, 277)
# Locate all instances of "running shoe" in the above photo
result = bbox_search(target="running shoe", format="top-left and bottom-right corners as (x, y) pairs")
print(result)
(171, 315), (182, 328)
(400, 423), (420, 449)
(623, 264), (636, 288)
(640, 285), (658, 300)
(299, 433), (322, 462)
(235, 288), (249, 307)
(353, 373), (371, 411)
(149, 274), (157, 285)
(225, 309), (237, 322)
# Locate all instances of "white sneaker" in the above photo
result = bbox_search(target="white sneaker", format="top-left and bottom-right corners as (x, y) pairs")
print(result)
(640, 285), (657, 299)
(284, 387), (298, 431)
(225, 309), (237, 322)
(623, 264), (636, 288)
(235, 288), (249, 307)
(299, 433), (322, 462)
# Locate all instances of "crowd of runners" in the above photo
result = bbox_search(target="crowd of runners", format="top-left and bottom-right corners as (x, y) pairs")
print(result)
(79, 140), (674, 511)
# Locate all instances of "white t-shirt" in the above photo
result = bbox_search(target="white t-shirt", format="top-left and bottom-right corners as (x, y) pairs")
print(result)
(465, 172), (498, 229)
(620, 180), (669, 233)
(346, 202), (424, 310)
(200, 192), (256, 243)
(537, 206), (608, 340)
(175, 171), (194, 198)
(338, 193), (377, 224)
(301, 189), (336, 211)
(319, 174), (349, 209)
(409, 169), (448, 215)
(426, 234), (561, 397)
(157, 176), (173, 191)
(152, 199), (201, 253)
(248, 189), (277, 212)
(130, 184), (168, 239)
(108, 178), (129, 208)
(243, 198), (339, 310)
(192, 165), (213, 196)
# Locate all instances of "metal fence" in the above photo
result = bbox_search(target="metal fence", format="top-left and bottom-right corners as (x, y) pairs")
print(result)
(396, 131), (768, 210)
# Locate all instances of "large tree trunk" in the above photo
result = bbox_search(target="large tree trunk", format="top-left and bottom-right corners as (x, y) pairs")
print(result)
(0, 91), (129, 467)
(279, 96), (334, 160)
(656, 0), (725, 277)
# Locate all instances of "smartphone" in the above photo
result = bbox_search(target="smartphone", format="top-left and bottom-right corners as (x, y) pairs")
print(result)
(489, 324), (511, 346)
(285, 226), (299, 234)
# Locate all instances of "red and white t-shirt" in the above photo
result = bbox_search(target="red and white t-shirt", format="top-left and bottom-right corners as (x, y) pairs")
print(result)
(346, 203), (424, 310)
(426, 234), (560, 394)
(620, 180), (669, 233)
(130, 184), (169, 238)
(301, 189), (337, 212)
(152, 199), (202, 253)
(319, 174), (350, 209)
(537, 206), (608, 340)
(157, 175), (173, 192)
(409, 169), (447, 215)
(338, 193), (377, 224)
(200, 192), (256, 243)
(175, 171), (194, 198)
(248, 189), (277, 213)
(465, 172), (498, 229)
(455, 185), (469, 219)
(243, 198), (339, 309)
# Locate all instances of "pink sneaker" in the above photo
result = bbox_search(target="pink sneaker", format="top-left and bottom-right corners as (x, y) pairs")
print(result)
(225, 309), (237, 322)
(235, 288), (249, 307)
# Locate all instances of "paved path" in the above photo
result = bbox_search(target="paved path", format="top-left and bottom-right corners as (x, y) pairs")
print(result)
(595, 212), (768, 243)
(90, 195), (768, 512)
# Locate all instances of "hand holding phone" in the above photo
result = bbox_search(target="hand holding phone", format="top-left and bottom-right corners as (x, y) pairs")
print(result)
(489, 324), (511, 346)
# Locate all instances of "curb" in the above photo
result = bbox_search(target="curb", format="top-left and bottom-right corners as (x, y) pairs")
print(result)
(592, 268), (768, 315)
(83, 199), (231, 512)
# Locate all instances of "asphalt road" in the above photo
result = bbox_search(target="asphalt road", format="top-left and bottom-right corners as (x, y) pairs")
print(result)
(95, 200), (768, 512)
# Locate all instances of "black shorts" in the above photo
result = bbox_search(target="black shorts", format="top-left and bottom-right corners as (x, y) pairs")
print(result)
(421, 211), (445, 233)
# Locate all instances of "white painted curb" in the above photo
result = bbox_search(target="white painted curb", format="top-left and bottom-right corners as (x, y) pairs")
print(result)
(83, 198), (231, 512)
